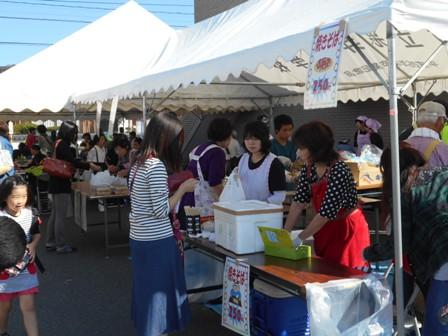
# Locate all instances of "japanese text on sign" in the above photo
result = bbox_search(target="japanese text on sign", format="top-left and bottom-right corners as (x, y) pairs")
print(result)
(222, 258), (250, 336)
(304, 20), (347, 109)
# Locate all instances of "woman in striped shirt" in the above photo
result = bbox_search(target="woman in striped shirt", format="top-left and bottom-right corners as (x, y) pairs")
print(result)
(128, 112), (197, 336)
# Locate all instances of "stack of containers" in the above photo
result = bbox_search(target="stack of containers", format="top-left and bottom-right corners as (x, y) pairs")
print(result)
(252, 279), (310, 336)
(213, 200), (283, 254)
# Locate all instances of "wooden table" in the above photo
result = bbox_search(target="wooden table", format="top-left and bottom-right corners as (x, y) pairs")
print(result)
(72, 181), (129, 255)
(186, 237), (365, 297)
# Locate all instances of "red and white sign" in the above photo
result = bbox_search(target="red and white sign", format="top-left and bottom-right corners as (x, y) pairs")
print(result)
(222, 257), (250, 336)
(304, 20), (347, 109)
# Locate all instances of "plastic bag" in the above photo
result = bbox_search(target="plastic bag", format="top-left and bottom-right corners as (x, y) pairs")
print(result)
(90, 171), (127, 186)
(219, 168), (246, 202)
(359, 145), (383, 166)
(339, 151), (357, 162)
(25, 165), (43, 177)
(305, 275), (393, 336)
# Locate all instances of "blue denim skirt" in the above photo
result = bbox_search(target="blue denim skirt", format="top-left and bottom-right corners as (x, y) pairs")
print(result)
(130, 237), (190, 336)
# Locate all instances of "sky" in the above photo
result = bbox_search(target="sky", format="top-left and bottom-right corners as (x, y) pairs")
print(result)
(0, 0), (194, 65)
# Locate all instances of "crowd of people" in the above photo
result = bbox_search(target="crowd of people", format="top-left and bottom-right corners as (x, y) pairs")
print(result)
(0, 100), (447, 335)
(0, 120), (145, 336)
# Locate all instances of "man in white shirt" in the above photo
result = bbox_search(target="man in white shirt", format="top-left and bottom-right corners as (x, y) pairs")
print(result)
(87, 134), (107, 164)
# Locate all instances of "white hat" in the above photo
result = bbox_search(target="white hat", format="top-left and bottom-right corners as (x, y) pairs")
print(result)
(418, 101), (446, 118)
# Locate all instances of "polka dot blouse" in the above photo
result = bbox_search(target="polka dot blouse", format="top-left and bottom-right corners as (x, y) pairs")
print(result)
(293, 161), (358, 220)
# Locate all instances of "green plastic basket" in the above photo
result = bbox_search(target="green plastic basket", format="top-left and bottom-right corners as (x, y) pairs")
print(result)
(264, 244), (311, 261)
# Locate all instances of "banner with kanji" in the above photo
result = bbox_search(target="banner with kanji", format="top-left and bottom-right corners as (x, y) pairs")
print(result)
(304, 20), (347, 109)
(222, 257), (250, 336)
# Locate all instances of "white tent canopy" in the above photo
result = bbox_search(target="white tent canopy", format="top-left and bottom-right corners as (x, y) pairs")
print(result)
(0, 1), (176, 113)
(73, 0), (448, 108)
(71, 1), (448, 332)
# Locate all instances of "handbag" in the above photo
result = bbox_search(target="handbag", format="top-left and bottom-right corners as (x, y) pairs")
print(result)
(42, 140), (74, 179)
(167, 170), (194, 194)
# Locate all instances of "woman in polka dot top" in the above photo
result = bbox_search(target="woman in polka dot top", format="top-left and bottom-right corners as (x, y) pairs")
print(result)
(284, 121), (370, 269)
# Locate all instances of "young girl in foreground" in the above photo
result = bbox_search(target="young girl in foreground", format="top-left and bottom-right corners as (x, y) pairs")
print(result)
(0, 176), (41, 336)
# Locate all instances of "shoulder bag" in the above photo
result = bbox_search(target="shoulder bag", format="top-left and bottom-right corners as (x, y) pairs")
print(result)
(42, 140), (74, 179)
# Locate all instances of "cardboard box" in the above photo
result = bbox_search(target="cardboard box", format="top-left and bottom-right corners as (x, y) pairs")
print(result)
(346, 161), (382, 187)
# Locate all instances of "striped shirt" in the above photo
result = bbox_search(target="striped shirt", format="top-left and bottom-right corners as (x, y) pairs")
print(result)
(128, 157), (173, 241)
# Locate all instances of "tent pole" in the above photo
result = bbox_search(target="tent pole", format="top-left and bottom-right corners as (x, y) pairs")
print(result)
(412, 84), (417, 124)
(387, 21), (405, 336)
(269, 98), (274, 134)
(72, 103), (76, 122)
(400, 41), (447, 95)
(347, 36), (389, 90)
(142, 95), (146, 135)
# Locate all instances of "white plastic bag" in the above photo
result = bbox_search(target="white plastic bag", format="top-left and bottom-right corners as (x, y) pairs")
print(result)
(360, 145), (383, 166)
(305, 275), (393, 336)
(90, 170), (116, 186)
(219, 168), (246, 202)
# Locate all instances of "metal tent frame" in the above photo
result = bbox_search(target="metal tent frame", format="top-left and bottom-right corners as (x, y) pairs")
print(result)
(345, 22), (448, 335)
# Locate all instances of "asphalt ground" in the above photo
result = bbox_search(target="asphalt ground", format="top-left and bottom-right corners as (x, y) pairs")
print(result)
(7, 200), (235, 336)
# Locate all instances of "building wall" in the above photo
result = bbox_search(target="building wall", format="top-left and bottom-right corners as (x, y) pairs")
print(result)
(195, 0), (247, 22)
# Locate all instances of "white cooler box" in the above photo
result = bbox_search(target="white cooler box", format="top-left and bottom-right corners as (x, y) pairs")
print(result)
(213, 200), (283, 254)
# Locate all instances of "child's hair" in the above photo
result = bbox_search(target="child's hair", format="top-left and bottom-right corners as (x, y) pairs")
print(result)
(0, 175), (32, 208)
(0, 216), (26, 270)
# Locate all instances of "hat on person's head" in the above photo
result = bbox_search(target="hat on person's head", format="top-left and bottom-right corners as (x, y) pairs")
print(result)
(355, 116), (368, 123)
(365, 118), (382, 133)
(418, 101), (447, 118)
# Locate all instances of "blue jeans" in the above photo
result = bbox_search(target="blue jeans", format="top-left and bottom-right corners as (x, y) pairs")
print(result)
(423, 278), (448, 335)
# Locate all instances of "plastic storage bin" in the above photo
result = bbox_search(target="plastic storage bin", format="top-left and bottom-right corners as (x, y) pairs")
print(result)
(252, 279), (310, 336)
(213, 200), (283, 254)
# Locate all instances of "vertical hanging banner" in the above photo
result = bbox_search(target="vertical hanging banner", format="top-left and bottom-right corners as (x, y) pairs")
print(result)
(96, 101), (102, 135)
(222, 257), (250, 336)
(304, 20), (347, 109)
(108, 96), (119, 136)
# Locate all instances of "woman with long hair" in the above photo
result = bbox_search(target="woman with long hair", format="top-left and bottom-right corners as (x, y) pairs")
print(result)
(364, 146), (448, 335)
(128, 112), (197, 336)
(46, 121), (100, 254)
(285, 121), (370, 269)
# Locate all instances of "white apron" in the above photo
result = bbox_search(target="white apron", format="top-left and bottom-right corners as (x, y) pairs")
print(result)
(190, 144), (224, 217)
(238, 153), (276, 202)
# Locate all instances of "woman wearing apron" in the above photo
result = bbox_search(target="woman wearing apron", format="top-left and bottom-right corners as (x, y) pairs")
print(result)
(285, 121), (370, 269)
(354, 116), (371, 155)
(180, 118), (233, 302)
(238, 121), (286, 204)
(181, 118), (233, 217)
